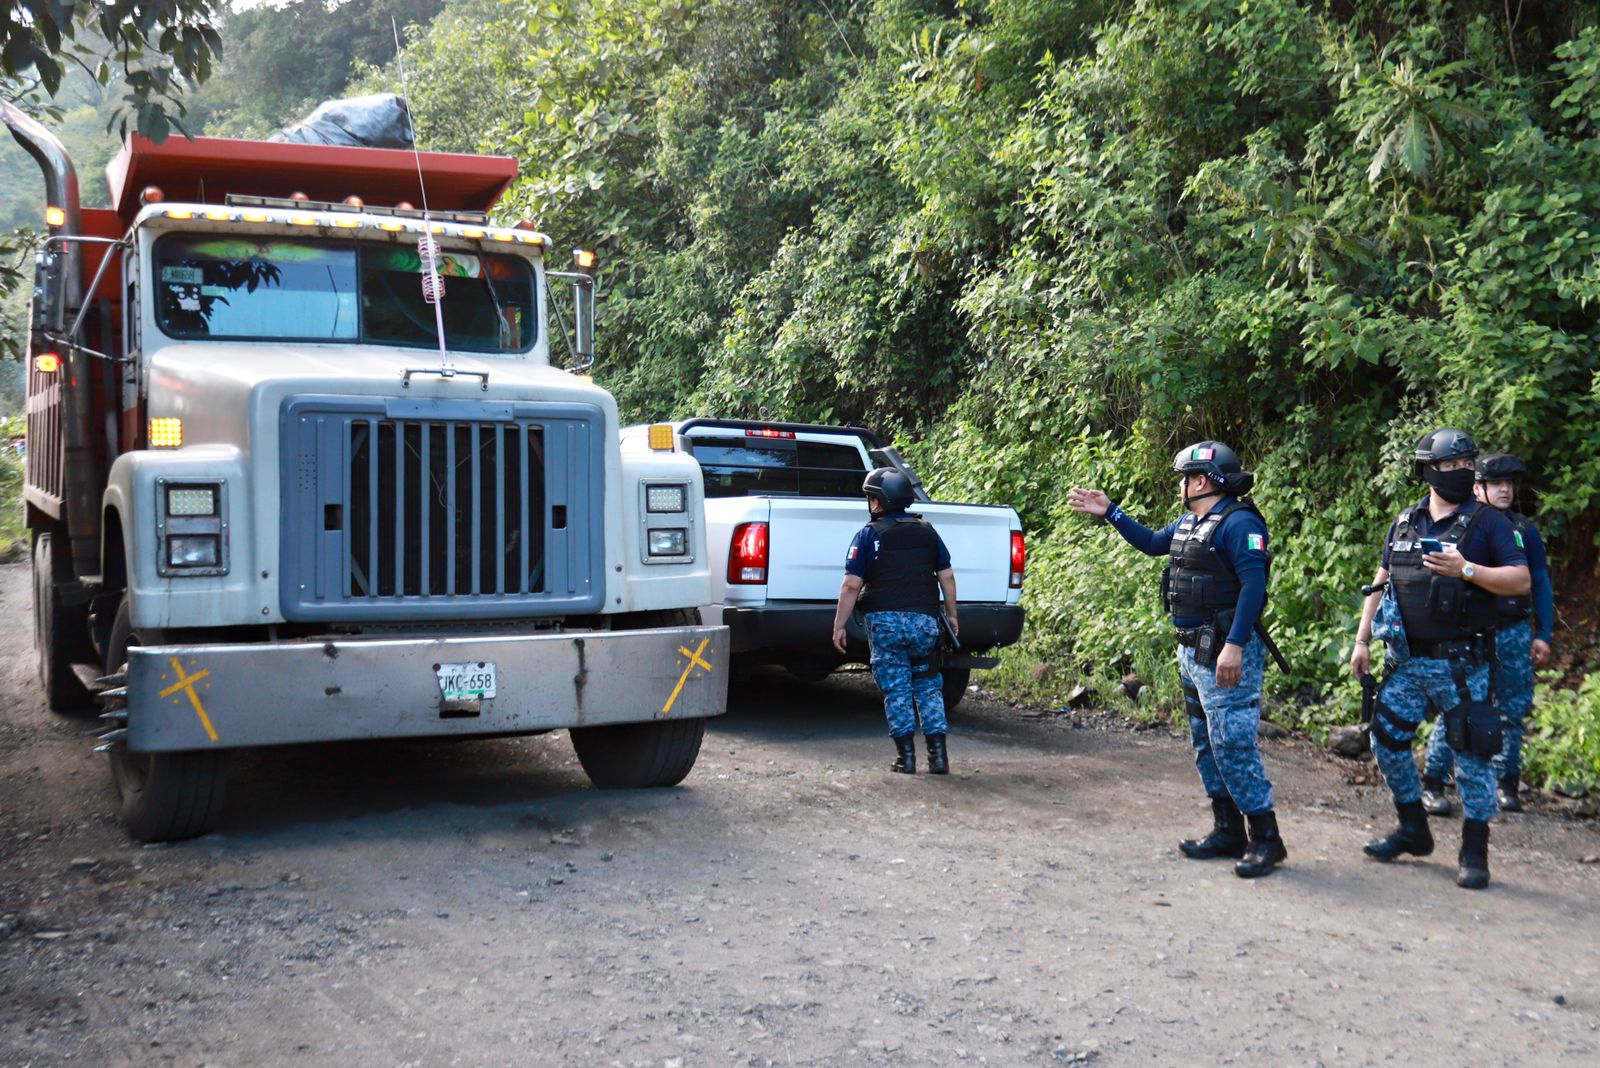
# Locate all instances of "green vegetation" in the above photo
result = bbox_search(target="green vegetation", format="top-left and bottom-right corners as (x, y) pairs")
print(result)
(1, 0), (1595, 786)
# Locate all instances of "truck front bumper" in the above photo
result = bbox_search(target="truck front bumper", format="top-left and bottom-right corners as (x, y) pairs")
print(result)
(722, 602), (1025, 657)
(126, 625), (730, 752)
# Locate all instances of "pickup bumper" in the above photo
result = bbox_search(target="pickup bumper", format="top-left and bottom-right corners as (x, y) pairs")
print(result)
(125, 625), (730, 753)
(721, 602), (1024, 657)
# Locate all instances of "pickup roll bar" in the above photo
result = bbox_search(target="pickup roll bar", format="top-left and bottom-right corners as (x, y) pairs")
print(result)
(675, 417), (885, 449)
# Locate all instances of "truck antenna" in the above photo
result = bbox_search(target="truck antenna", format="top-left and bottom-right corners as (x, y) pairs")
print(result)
(392, 17), (453, 379)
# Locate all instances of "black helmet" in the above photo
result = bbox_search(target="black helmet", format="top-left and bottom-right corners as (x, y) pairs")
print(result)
(1412, 427), (1478, 481)
(1476, 453), (1528, 483)
(863, 467), (916, 510)
(1172, 441), (1254, 496)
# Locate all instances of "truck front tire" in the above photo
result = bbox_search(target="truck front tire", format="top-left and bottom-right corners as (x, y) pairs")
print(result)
(569, 717), (707, 789)
(104, 597), (228, 842)
(33, 529), (93, 714)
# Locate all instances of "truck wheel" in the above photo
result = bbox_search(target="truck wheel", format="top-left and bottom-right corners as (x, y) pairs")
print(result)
(104, 597), (228, 842)
(33, 529), (93, 713)
(569, 717), (707, 789)
(941, 667), (972, 712)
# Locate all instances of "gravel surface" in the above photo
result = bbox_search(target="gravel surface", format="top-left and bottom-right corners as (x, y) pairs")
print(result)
(2, 560), (1598, 1066)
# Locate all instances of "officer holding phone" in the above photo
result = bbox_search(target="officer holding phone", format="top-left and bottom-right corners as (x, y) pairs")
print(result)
(1068, 442), (1286, 879)
(1351, 429), (1530, 889)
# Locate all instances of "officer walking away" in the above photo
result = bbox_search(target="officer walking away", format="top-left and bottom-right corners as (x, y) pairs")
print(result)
(832, 468), (959, 775)
(1067, 442), (1286, 879)
(1419, 453), (1554, 815)
(1351, 429), (1530, 889)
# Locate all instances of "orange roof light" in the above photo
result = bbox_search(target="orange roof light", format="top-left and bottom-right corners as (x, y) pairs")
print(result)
(343, 195), (364, 208)
(396, 201), (415, 211)
(140, 186), (165, 205)
(35, 353), (61, 374)
(290, 191), (310, 202)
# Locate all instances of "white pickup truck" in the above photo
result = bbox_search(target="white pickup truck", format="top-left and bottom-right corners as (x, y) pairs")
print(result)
(623, 419), (1025, 709)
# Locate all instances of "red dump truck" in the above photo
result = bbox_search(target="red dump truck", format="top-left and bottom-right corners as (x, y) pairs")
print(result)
(3, 102), (728, 841)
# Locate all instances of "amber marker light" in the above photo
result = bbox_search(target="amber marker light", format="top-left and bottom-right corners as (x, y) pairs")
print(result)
(149, 418), (183, 448)
(332, 216), (361, 228)
(242, 211), (269, 223)
(45, 206), (66, 227)
(573, 248), (597, 270)
(165, 209), (194, 220)
(379, 220), (405, 232)
(291, 214), (317, 227)
(463, 227), (485, 239)
(647, 424), (675, 451)
(139, 186), (165, 205)
(35, 353), (61, 374)
(204, 210), (229, 221)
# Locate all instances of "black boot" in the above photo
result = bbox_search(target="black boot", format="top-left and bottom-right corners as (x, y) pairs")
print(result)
(1420, 776), (1454, 817)
(925, 733), (949, 775)
(1179, 796), (1247, 860)
(1364, 799), (1435, 861)
(1235, 810), (1288, 878)
(1457, 818), (1490, 889)
(891, 734), (916, 774)
(1497, 775), (1522, 813)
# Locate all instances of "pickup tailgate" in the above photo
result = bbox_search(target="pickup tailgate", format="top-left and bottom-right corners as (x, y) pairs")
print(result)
(764, 499), (1016, 603)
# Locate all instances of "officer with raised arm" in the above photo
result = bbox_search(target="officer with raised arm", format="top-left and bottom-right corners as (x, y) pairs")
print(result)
(1419, 453), (1553, 815)
(832, 468), (959, 775)
(1351, 429), (1529, 889)
(1068, 442), (1285, 879)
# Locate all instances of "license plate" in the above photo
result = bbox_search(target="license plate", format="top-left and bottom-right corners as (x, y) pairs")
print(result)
(436, 661), (497, 701)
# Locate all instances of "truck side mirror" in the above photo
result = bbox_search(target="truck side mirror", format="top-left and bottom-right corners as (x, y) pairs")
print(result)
(29, 248), (64, 335)
(572, 274), (594, 364)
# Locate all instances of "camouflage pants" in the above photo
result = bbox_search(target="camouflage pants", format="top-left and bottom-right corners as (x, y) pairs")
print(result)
(1423, 620), (1534, 782)
(1177, 634), (1274, 815)
(866, 611), (946, 738)
(1374, 656), (1498, 822)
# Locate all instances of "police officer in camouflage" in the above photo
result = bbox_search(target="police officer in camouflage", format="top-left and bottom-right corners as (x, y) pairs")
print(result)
(1352, 429), (1530, 889)
(832, 468), (959, 775)
(1068, 442), (1286, 879)
(1420, 453), (1554, 815)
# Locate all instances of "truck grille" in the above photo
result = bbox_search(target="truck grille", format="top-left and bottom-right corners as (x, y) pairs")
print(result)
(280, 396), (604, 621)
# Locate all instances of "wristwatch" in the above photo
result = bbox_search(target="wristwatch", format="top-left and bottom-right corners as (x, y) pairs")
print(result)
(1461, 562), (1476, 582)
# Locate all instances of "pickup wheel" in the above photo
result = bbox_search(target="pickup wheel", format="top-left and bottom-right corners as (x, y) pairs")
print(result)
(104, 597), (229, 842)
(33, 529), (94, 714)
(568, 607), (708, 788)
(941, 667), (972, 712)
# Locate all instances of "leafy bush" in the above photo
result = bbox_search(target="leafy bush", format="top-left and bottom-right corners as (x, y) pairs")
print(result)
(1525, 674), (1600, 794)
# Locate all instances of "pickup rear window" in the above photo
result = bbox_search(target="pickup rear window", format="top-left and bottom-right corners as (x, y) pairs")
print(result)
(687, 435), (868, 498)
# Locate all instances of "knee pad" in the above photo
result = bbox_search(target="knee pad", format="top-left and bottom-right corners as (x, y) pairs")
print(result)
(1369, 700), (1417, 753)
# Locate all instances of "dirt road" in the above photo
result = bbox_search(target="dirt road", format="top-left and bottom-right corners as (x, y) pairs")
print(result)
(2, 561), (1598, 1067)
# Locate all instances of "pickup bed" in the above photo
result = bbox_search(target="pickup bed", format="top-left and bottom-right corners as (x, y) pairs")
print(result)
(623, 419), (1025, 709)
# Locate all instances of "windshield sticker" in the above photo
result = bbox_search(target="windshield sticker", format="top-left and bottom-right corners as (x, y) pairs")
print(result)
(369, 246), (483, 278)
(161, 266), (204, 284)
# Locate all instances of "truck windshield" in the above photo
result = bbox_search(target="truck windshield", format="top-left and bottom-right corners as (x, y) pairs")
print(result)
(153, 234), (538, 353)
(687, 435), (869, 498)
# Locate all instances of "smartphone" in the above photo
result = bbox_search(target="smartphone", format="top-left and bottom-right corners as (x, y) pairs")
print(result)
(1419, 537), (1445, 554)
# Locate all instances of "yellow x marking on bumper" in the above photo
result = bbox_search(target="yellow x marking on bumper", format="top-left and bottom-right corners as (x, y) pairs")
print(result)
(662, 637), (713, 716)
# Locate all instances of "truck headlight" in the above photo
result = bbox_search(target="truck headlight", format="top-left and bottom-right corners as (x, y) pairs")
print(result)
(647, 528), (688, 557)
(167, 534), (221, 568)
(156, 478), (229, 577)
(646, 484), (687, 513)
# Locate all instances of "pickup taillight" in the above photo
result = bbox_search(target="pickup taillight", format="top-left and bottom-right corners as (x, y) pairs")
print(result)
(1009, 530), (1026, 589)
(729, 522), (769, 584)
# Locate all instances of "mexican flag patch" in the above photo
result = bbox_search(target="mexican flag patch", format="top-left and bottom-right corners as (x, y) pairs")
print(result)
(1247, 533), (1265, 551)
(1192, 447), (1215, 461)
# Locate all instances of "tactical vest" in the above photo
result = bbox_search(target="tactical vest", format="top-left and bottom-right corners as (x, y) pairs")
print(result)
(858, 514), (942, 616)
(1162, 499), (1268, 618)
(1387, 504), (1498, 643)
(1497, 511), (1533, 621)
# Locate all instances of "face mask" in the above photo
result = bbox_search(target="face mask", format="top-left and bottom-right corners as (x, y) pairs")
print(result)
(1181, 477), (1219, 508)
(1424, 466), (1475, 504)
